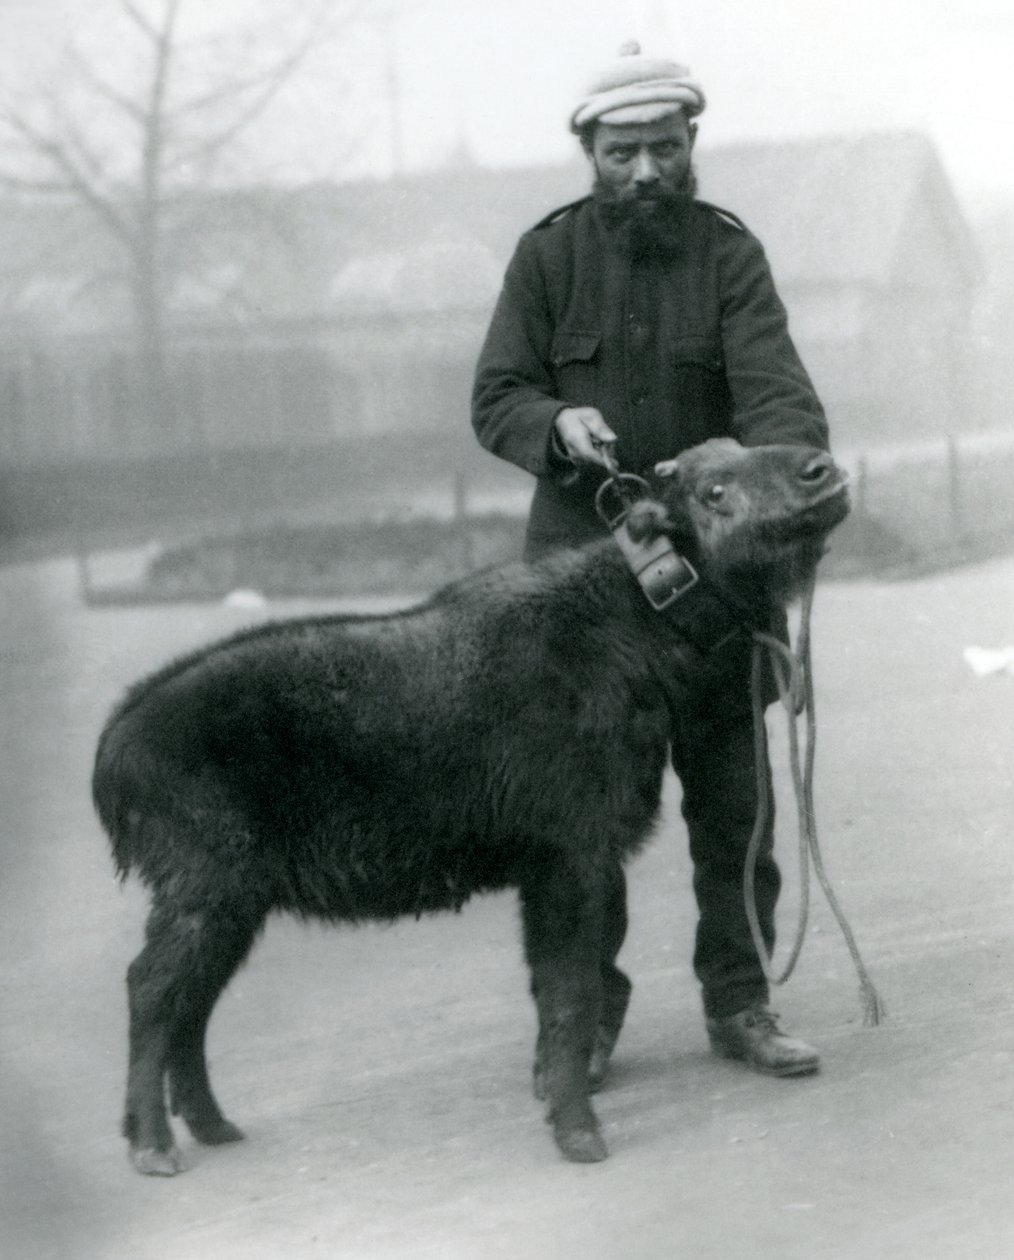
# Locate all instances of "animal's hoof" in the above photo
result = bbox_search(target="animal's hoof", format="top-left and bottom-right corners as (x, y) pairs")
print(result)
(555, 1124), (608, 1163)
(130, 1145), (185, 1176)
(191, 1118), (245, 1146)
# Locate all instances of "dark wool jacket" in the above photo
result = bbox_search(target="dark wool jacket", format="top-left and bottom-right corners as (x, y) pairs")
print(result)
(472, 196), (829, 556)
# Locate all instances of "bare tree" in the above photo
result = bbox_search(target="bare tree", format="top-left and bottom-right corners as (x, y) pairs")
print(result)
(0, 0), (365, 430)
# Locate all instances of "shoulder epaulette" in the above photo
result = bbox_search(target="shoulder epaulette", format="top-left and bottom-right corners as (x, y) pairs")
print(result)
(531, 197), (591, 231)
(696, 200), (748, 232)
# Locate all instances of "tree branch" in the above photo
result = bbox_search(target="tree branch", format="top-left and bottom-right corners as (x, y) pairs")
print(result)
(169, 60), (314, 169)
(53, 97), (122, 189)
(0, 104), (134, 246)
(137, 0), (181, 220)
(166, 1), (332, 129)
(65, 43), (146, 126)
(120, 0), (162, 44)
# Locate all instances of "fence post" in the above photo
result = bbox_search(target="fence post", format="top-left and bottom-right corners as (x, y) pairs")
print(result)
(946, 434), (963, 542)
(854, 454), (868, 519)
(75, 547), (94, 604)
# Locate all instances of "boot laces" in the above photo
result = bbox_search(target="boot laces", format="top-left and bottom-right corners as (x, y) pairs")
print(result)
(744, 1004), (781, 1032)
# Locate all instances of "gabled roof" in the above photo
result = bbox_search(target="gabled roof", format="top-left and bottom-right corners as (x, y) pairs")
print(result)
(286, 130), (980, 294)
(0, 129), (980, 330)
(696, 131), (981, 289)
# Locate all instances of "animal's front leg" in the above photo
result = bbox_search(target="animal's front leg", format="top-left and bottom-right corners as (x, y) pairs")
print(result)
(590, 862), (632, 1091)
(532, 860), (631, 1100)
(521, 862), (607, 1163)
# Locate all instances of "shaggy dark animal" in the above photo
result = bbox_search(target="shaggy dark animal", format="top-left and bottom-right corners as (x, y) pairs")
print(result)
(92, 438), (849, 1174)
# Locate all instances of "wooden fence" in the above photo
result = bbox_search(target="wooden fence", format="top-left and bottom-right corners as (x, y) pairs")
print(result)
(3, 411), (1012, 580)
(833, 431), (1014, 570)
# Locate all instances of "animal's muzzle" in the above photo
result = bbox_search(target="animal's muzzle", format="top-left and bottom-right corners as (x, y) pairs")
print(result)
(798, 452), (849, 508)
(798, 452), (836, 488)
(790, 451), (850, 532)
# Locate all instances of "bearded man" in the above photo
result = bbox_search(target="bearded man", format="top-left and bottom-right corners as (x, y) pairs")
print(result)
(472, 43), (830, 1076)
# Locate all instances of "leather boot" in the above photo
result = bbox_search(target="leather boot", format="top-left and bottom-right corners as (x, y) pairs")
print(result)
(707, 1003), (820, 1076)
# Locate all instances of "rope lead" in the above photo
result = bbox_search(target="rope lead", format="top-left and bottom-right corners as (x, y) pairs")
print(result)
(745, 577), (886, 1027)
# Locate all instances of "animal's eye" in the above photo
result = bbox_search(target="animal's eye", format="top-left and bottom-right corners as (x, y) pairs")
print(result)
(704, 484), (726, 506)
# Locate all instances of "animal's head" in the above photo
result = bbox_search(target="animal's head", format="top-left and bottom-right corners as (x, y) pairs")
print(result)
(626, 439), (849, 607)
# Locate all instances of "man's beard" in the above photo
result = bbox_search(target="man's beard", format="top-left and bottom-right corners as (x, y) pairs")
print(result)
(592, 166), (698, 260)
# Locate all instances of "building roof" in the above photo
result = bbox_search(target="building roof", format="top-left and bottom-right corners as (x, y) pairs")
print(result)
(0, 129), (980, 331)
(281, 130), (981, 299)
(696, 130), (981, 289)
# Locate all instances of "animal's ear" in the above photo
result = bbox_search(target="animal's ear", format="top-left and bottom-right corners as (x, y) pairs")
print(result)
(654, 458), (681, 479)
(625, 499), (672, 543)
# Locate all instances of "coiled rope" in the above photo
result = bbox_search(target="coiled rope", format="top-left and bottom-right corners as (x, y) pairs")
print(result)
(745, 577), (885, 1026)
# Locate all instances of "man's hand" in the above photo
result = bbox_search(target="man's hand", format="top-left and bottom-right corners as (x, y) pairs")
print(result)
(554, 407), (618, 468)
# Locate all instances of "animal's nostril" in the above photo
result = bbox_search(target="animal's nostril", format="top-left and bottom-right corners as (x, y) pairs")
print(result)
(799, 455), (832, 484)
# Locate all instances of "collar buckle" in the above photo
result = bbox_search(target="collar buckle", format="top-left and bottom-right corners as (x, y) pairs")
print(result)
(595, 474), (699, 612)
(633, 546), (699, 610)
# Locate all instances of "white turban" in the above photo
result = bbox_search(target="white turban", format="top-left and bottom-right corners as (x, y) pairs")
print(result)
(570, 40), (706, 133)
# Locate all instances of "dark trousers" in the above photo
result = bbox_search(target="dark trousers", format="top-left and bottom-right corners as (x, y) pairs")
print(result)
(671, 688), (778, 1020)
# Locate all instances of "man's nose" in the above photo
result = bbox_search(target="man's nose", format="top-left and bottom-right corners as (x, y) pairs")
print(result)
(632, 150), (660, 185)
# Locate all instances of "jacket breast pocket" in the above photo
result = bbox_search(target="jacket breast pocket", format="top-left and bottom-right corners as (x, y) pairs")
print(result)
(550, 329), (601, 405)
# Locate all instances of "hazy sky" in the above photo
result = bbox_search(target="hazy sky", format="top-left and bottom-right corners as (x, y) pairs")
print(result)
(2, 0), (1012, 210)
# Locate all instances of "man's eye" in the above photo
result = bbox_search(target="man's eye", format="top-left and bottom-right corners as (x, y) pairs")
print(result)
(652, 145), (679, 159)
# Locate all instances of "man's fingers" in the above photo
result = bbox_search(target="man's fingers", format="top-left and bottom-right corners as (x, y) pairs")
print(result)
(583, 427), (618, 467)
(574, 432), (614, 466)
(583, 414), (618, 447)
(556, 408), (617, 466)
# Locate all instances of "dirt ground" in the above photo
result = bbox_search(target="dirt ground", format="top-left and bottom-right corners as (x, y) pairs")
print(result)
(2, 548), (1013, 1260)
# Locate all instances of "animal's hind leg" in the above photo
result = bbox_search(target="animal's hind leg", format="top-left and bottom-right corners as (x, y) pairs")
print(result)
(124, 905), (189, 1175)
(124, 899), (259, 1175)
(167, 911), (260, 1146)
(522, 860), (606, 1163)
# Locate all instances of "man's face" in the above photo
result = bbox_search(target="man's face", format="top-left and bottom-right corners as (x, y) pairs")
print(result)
(590, 113), (697, 205)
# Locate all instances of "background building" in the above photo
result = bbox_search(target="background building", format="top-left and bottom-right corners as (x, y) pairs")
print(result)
(0, 130), (993, 542)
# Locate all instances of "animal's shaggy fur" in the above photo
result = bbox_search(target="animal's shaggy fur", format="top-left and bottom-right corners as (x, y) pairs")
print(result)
(92, 439), (848, 1174)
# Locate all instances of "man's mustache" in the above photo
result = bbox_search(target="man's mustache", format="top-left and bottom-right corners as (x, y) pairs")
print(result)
(610, 183), (679, 201)
(591, 166), (698, 206)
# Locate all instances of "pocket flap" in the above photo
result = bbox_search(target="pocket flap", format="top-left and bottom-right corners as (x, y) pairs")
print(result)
(551, 330), (601, 366)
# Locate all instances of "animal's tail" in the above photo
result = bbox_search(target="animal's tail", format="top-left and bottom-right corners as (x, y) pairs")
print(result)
(91, 715), (142, 880)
